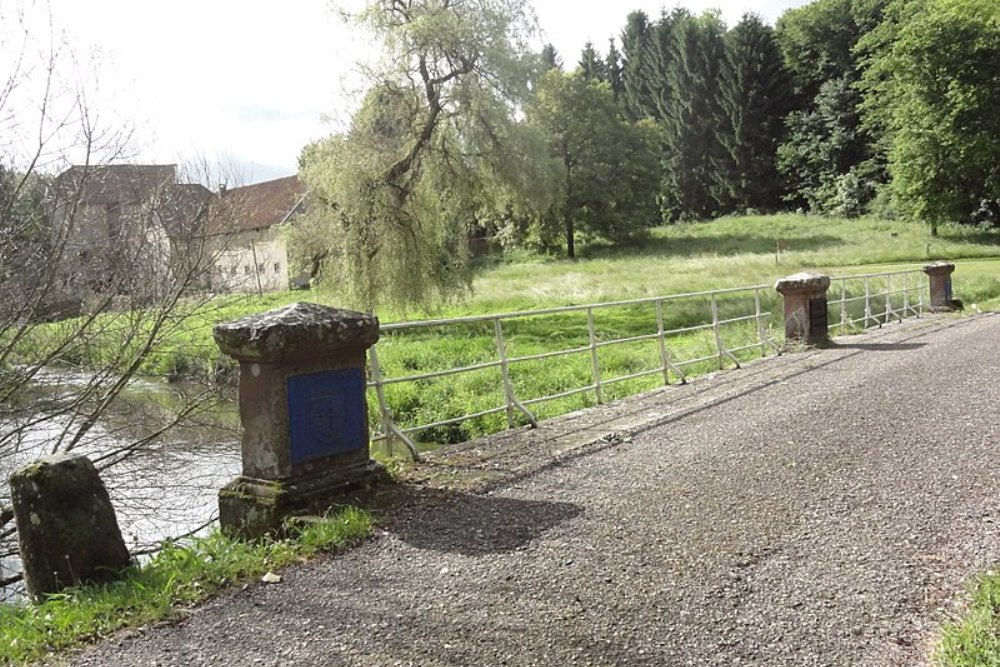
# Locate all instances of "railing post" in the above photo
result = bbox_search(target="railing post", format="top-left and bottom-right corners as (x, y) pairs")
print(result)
(864, 276), (874, 327)
(918, 273), (926, 314)
(774, 273), (831, 347)
(587, 308), (603, 404)
(923, 261), (958, 311)
(369, 345), (420, 462)
(656, 300), (670, 384)
(840, 279), (848, 330)
(884, 274), (893, 323)
(493, 318), (539, 430)
(754, 288), (767, 357)
(656, 299), (685, 384)
(711, 294), (725, 369)
(902, 272), (910, 316)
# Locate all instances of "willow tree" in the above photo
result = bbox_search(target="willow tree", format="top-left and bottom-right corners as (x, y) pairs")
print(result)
(299, 0), (542, 311)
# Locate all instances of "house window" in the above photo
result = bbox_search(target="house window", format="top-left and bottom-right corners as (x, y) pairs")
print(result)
(274, 262), (281, 274)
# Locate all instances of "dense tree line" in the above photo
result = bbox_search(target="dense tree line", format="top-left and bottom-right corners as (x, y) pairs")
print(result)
(297, 0), (1000, 308)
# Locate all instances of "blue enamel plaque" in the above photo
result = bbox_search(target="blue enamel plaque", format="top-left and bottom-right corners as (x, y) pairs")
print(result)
(286, 369), (366, 465)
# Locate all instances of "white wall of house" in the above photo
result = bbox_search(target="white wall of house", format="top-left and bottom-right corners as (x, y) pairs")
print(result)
(210, 228), (289, 293)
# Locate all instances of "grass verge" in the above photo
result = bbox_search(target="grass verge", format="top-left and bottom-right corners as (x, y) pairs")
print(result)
(935, 570), (1000, 666)
(0, 507), (372, 666)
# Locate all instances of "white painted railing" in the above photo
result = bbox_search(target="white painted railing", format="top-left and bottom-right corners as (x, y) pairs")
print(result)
(366, 285), (780, 459)
(827, 269), (926, 333)
(367, 268), (931, 460)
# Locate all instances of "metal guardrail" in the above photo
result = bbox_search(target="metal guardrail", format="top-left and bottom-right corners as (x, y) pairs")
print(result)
(366, 285), (780, 460)
(366, 269), (930, 460)
(827, 269), (926, 333)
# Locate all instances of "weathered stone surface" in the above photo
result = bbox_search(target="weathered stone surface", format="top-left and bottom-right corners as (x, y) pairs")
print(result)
(215, 302), (385, 539)
(922, 261), (956, 276)
(923, 262), (957, 311)
(775, 272), (831, 346)
(213, 303), (379, 362)
(774, 272), (831, 294)
(219, 462), (387, 540)
(10, 454), (130, 600)
(218, 477), (289, 540)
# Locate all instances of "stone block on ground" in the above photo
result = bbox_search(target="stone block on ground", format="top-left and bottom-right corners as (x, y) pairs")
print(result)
(9, 453), (131, 600)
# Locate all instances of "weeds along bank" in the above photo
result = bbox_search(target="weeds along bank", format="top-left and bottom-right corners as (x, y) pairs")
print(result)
(7, 215), (1000, 448)
(0, 509), (372, 666)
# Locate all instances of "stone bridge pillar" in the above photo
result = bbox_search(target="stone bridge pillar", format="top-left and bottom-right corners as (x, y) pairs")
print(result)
(775, 273), (831, 347)
(214, 303), (384, 539)
(923, 261), (957, 312)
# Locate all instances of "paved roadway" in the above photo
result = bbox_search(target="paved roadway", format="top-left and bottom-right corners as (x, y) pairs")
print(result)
(68, 314), (1000, 666)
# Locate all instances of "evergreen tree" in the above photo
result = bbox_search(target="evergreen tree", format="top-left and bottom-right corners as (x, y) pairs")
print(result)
(660, 10), (728, 221)
(541, 43), (563, 71)
(716, 13), (793, 212)
(646, 9), (682, 122)
(605, 39), (625, 100)
(621, 11), (657, 120)
(578, 41), (607, 82)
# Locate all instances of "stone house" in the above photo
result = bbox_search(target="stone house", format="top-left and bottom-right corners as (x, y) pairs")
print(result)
(202, 175), (307, 294)
(50, 165), (306, 299)
(49, 164), (213, 302)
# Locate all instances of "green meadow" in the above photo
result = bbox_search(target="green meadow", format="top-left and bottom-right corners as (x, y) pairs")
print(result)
(12, 214), (1000, 448)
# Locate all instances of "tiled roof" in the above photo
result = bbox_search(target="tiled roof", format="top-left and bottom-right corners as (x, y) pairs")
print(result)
(54, 164), (178, 204)
(206, 175), (306, 235)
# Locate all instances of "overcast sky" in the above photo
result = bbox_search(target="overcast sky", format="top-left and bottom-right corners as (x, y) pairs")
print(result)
(8, 0), (808, 184)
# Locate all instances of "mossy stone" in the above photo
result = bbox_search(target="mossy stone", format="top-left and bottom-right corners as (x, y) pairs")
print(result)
(10, 453), (130, 601)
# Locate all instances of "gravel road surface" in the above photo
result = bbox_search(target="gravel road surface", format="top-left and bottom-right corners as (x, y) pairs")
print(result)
(66, 314), (1000, 666)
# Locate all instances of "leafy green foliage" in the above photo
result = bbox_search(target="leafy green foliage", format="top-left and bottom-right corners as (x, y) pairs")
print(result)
(777, 76), (871, 213)
(716, 14), (793, 212)
(774, 0), (888, 213)
(297, 0), (541, 310)
(860, 0), (1000, 231)
(525, 71), (660, 257)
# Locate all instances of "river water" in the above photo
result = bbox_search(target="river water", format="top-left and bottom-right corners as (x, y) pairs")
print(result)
(1, 370), (242, 601)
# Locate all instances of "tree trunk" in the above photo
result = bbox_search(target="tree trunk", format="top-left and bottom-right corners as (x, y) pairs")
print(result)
(565, 217), (575, 259)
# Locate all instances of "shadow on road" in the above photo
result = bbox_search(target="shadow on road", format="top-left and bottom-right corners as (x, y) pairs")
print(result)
(390, 492), (582, 556)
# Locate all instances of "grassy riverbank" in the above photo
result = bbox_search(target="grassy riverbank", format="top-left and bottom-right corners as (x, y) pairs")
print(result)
(0, 508), (372, 666)
(18, 214), (1000, 372)
(9, 214), (1000, 446)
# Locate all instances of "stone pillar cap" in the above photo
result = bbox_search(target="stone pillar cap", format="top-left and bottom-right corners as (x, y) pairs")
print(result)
(214, 302), (379, 362)
(923, 261), (956, 275)
(774, 272), (831, 293)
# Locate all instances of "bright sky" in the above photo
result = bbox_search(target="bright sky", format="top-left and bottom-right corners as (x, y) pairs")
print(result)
(5, 0), (808, 184)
